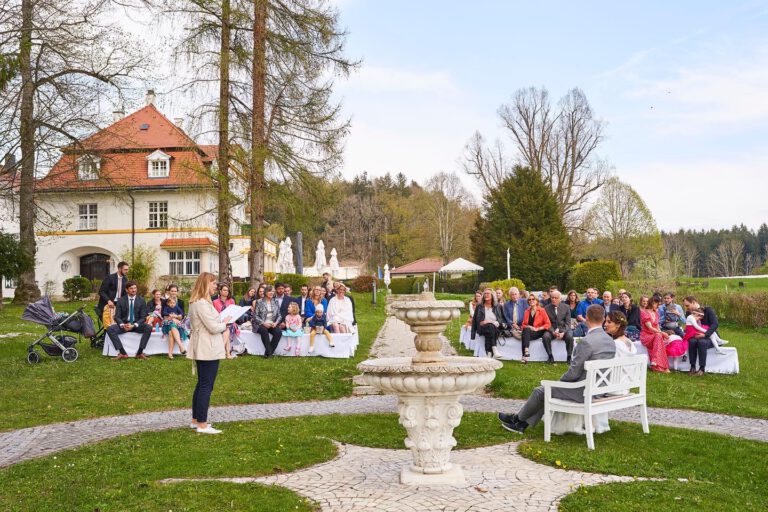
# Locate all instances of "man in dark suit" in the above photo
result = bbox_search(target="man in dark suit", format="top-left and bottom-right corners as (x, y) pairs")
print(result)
(498, 304), (616, 434)
(106, 281), (153, 360)
(278, 284), (301, 329)
(544, 290), (574, 364)
(96, 261), (129, 318)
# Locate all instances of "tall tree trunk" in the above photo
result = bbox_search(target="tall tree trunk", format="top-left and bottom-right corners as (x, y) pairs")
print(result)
(13, 0), (41, 304)
(249, 0), (267, 286)
(217, 0), (232, 284)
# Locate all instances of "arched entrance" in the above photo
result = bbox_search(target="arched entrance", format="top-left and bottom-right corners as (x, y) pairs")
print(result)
(80, 253), (110, 282)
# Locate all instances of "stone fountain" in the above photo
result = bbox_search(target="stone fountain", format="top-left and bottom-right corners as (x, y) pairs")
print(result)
(357, 292), (502, 486)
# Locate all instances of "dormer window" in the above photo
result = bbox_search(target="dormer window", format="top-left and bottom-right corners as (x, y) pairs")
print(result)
(77, 155), (100, 180)
(146, 149), (171, 178)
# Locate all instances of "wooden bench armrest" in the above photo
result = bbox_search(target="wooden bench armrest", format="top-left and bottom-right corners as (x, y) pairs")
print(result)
(541, 379), (583, 389)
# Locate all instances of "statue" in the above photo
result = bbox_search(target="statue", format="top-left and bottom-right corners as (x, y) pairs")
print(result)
(329, 247), (340, 272)
(276, 238), (287, 273)
(423, 280), (430, 293)
(283, 236), (296, 274)
(383, 264), (391, 290)
(315, 239), (327, 271)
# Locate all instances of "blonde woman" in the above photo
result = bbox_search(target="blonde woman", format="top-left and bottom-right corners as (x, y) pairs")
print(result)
(187, 272), (232, 434)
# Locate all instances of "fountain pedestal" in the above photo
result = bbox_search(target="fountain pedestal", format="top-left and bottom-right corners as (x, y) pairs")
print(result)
(357, 293), (502, 486)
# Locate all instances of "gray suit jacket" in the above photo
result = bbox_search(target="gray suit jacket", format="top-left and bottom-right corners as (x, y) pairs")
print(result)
(545, 302), (571, 334)
(553, 327), (616, 403)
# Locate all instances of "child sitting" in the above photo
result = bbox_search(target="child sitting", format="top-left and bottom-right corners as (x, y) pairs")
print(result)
(282, 302), (304, 356)
(685, 308), (727, 354)
(308, 303), (334, 354)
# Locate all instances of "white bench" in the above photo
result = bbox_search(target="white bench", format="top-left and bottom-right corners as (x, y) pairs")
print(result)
(632, 341), (739, 374)
(542, 354), (649, 450)
(464, 326), (571, 362)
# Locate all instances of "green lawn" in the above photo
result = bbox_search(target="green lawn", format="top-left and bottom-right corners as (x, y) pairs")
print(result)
(0, 413), (765, 511)
(0, 292), (387, 431)
(439, 294), (768, 419)
(707, 276), (768, 292)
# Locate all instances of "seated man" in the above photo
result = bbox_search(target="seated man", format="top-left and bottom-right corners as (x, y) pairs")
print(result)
(503, 286), (528, 339)
(497, 304), (616, 434)
(659, 292), (684, 337)
(682, 295), (721, 376)
(574, 288), (603, 337)
(544, 290), (574, 364)
(106, 280), (153, 360)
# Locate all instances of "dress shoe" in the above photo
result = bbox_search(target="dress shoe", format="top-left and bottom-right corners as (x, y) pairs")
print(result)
(500, 419), (528, 434)
(547, 355), (555, 364)
(136, 353), (149, 360)
(694, 370), (705, 377)
(112, 353), (129, 361)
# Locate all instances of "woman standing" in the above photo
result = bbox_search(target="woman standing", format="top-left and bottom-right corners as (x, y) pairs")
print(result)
(640, 295), (670, 373)
(470, 287), (507, 359)
(188, 272), (232, 434)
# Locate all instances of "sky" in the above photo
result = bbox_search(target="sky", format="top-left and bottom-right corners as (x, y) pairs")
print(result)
(326, 0), (768, 231)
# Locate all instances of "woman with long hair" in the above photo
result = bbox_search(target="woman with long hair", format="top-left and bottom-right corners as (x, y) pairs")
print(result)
(639, 294), (670, 373)
(213, 284), (238, 359)
(618, 292), (641, 341)
(470, 287), (507, 359)
(304, 285), (328, 324)
(565, 290), (579, 329)
(605, 311), (636, 356)
(466, 291), (482, 327)
(188, 272), (232, 434)
(521, 293), (551, 364)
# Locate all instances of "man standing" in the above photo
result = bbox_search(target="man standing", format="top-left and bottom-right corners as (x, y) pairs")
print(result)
(503, 287), (527, 339)
(544, 290), (574, 364)
(498, 305), (616, 434)
(96, 261), (129, 325)
(106, 281), (153, 360)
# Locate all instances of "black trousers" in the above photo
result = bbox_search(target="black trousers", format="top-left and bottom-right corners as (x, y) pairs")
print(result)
(106, 323), (152, 355)
(256, 325), (282, 356)
(522, 328), (551, 352)
(542, 331), (573, 359)
(192, 359), (220, 423)
(477, 323), (499, 353)
(688, 336), (713, 371)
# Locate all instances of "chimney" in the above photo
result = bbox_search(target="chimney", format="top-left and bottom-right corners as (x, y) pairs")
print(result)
(174, 117), (184, 128)
(112, 108), (125, 122)
(145, 89), (156, 106)
(3, 153), (17, 174)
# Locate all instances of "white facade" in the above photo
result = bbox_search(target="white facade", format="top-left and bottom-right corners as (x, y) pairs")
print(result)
(0, 174), (19, 299)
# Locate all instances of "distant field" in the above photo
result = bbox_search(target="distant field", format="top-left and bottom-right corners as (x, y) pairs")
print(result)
(706, 276), (768, 292)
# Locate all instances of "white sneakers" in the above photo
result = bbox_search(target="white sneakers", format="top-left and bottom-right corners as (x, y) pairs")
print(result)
(492, 346), (502, 359)
(196, 425), (222, 434)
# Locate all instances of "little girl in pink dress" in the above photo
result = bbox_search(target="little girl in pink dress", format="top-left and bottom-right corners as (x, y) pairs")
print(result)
(282, 302), (304, 356)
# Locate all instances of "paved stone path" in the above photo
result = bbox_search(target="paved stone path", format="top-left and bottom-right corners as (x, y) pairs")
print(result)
(369, 315), (456, 358)
(161, 441), (641, 511)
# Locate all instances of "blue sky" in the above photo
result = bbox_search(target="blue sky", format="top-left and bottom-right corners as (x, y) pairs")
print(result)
(331, 0), (768, 231)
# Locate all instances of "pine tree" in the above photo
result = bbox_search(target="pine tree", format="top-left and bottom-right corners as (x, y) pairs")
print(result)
(471, 166), (572, 289)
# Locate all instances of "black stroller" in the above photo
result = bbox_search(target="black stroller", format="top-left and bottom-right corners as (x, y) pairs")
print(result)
(22, 296), (96, 364)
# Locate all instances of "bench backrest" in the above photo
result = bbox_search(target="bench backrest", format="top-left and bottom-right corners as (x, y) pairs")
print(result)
(583, 355), (648, 397)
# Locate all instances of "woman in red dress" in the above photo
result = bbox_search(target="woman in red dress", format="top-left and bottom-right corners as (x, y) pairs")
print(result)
(640, 295), (670, 373)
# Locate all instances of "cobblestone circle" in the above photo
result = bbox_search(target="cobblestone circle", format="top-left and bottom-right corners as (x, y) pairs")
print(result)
(161, 441), (640, 511)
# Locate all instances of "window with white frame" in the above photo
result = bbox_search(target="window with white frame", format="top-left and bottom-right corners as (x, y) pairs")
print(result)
(168, 251), (200, 276)
(3, 276), (17, 289)
(78, 203), (98, 231)
(148, 201), (168, 228)
(146, 149), (171, 178)
(77, 155), (100, 180)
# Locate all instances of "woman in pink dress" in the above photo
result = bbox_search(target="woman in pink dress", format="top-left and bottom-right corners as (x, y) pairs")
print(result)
(640, 295), (670, 373)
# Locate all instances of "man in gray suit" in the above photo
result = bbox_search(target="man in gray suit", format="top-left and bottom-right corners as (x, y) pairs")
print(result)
(498, 304), (616, 434)
(543, 290), (574, 364)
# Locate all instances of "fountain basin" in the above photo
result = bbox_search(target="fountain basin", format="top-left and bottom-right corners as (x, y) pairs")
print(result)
(357, 356), (502, 485)
(390, 294), (465, 364)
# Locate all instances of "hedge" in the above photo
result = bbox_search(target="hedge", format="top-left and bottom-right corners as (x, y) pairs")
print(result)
(350, 275), (381, 292)
(567, 260), (621, 293)
(482, 278), (526, 292)
(390, 277), (417, 294)
(681, 291), (768, 329)
(436, 275), (480, 294)
(275, 273), (310, 291)
(63, 276), (92, 301)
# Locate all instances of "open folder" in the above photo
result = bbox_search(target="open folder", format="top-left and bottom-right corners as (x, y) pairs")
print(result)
(218, 304), (251, 322)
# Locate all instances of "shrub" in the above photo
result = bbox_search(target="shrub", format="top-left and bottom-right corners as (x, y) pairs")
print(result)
(263, 272), (276, 284)
(276, 273), (309, 291)
(119, 244), (158, 298)
(390, 277), (417, 294)
(350, 275), (381, 292)
(231, 281), (251, 299)
(687, 291), (768, 329)
(436, 275), (480, 294)
(63, 276), (92, 301)
(567, 260), (621, 293)
(482, 278), (526, 293)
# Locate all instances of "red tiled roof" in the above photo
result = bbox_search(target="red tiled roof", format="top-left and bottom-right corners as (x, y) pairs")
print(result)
(391, 257), (444, 274)
(35, 104), (217, 191)
(160, 237), (217, 248)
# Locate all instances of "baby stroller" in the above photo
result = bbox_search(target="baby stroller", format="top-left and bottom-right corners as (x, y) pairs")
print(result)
(22, 296), (95, 364)
(90, 305), (107, 349)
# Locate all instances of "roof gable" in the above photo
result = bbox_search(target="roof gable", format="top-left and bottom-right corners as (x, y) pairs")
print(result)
(391, 257), (444, 274)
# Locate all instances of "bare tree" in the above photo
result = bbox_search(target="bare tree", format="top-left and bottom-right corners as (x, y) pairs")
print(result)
(707, 239), (744, 277)
(461, 131), (509, 192)
(0, 0), (147, 303)
(663, 233), (698, 277)
(425, 172), (470, 264)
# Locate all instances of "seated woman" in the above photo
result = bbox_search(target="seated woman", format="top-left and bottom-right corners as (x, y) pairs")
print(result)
(162, 296), (187, 359)
(565, 290), (579, 330)
(639, 295), (670, 373)
(618, 292), (641, 341)
(471, 287), (507, 359)
(238, 286), (257, 324)
(253, 285), (282, 357)
(466, 291), (482, 328)
(304, 285), (328, 324)
(326, 284), (354, 333)
(213, 284), (238, 359)
(550, 310), (635, 437)
(147, 289), (164, 331)
(521, 294), (551, 364)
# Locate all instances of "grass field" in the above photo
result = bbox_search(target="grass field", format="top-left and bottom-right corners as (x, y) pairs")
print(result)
(0, 413), (764, 511)
(0, 292), (386, 431)
(706, 276), (768, 292)
(439, 294), (768, 419)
